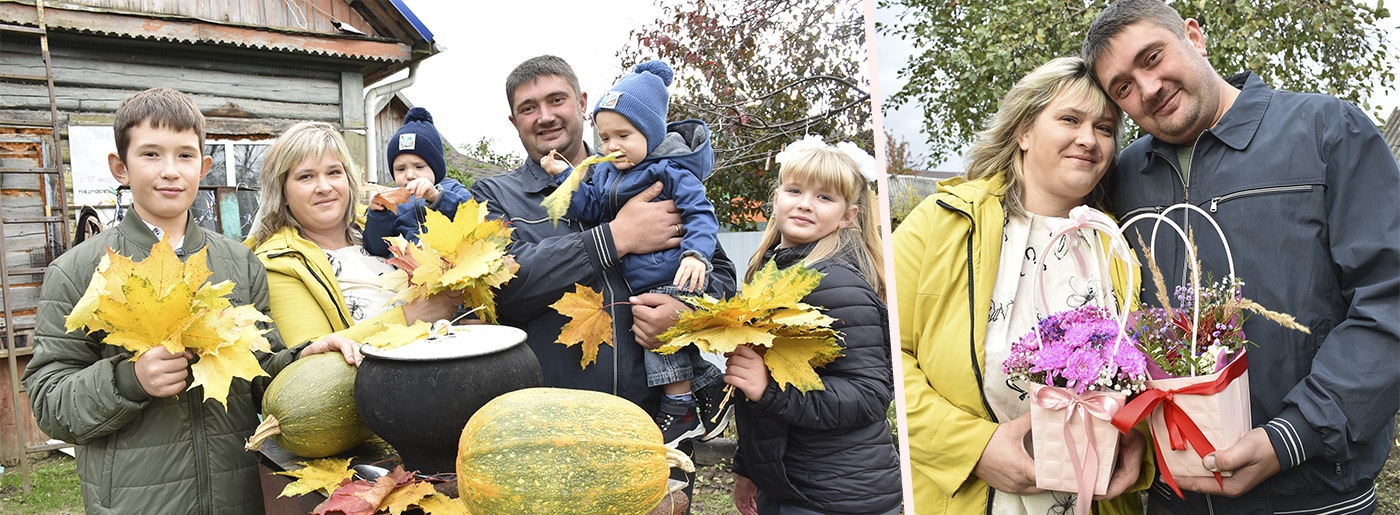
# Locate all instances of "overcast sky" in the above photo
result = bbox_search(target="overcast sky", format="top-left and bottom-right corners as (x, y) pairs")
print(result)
(392, 0), (662, 162)
(875, 1), (1400, 172)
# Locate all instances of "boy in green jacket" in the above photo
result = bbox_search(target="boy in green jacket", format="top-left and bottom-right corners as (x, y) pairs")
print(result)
(22, 87), (358, 515)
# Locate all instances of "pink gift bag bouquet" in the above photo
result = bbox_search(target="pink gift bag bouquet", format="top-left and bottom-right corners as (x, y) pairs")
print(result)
(1111, 204), (1309, 498)
(1001, 206), (1150, 515)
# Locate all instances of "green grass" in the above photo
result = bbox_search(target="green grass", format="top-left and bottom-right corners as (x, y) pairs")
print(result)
(1379, 420), (1400, 514)
(0, 453), (83, 515)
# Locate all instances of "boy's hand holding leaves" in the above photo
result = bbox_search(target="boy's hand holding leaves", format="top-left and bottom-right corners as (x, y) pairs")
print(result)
(65, 238), (273, 409)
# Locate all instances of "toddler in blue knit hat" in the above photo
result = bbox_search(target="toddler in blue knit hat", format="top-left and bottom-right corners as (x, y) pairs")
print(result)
(544, 60), (729, 447)
(364, 107), (473, 257)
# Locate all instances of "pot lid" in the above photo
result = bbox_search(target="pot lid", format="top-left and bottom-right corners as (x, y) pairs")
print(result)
(360, 323), (528, 361)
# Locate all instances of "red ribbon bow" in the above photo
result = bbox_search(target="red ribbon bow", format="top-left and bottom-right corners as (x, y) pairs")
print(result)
(1030, 385), (1123, 515)
(1110, 353), (1249, 498)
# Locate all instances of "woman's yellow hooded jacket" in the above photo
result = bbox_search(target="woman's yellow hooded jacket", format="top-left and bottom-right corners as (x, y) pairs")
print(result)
(893, 174), (1151, 514)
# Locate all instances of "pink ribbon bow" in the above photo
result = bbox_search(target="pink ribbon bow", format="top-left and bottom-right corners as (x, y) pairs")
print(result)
(1030, 385), (1124, 515)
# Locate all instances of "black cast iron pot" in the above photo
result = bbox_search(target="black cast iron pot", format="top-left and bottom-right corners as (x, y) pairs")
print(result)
(354, 323), (543, 475)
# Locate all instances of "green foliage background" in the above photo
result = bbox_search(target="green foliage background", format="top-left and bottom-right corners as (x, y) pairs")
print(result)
(878, 0), (1395, 166)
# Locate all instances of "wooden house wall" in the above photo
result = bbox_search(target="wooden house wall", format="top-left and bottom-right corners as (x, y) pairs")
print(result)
(56, 0), (374, 37)
(0, 36), (349, 134)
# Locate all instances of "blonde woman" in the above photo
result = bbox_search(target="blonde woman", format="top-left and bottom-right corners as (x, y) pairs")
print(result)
(894, 57), (1152, 514)
(246, 121), (459, 348)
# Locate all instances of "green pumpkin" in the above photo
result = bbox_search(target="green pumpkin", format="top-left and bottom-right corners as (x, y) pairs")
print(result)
(456, 387), (693, 514)
(245, 352), (371, 458)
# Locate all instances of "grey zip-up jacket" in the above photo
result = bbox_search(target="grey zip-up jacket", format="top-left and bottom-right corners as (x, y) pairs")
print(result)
(23, 211), (298, 515)
(470, 155), (737, 415)
(1112, 72), (1399, 514)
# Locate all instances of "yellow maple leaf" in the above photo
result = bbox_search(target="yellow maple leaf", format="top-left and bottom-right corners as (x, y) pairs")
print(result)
(660, 320), (775, 355)
(64, 239), (273, 408)
(741, 260), (824, 306)
(274, 457), (355, 497)
(363, 321), (433, 350)
(764, 335), (844, 391)
(417, 493), (470, 515)
(540, 150), (625, 224)
(549, 284), (614, 368)
(379, 481), (437, 515)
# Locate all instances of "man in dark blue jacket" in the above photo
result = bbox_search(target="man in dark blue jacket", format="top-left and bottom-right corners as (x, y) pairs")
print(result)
(1083, 1), (1399, 513)
(471, 55), (737, 419)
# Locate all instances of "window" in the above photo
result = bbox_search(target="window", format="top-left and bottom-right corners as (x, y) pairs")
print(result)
(198, 139), (271, 238)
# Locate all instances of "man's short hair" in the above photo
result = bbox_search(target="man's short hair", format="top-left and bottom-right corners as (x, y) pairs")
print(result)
(505, 55), (582, 112)
(1082, 0), (1188, 77)
(113, 86), (205, 160)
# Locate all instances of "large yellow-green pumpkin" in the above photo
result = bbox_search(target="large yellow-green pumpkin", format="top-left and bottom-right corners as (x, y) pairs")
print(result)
(456, 387), (674, 514)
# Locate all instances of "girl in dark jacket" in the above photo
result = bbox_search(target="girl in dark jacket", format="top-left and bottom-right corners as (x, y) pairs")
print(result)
(727, 137), (902, 515)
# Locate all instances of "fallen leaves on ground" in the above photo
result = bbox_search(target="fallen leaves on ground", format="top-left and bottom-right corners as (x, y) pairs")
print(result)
(275, 462), (461, 515)
(64, 239), (273, 408)
(274, 457), (355, 498)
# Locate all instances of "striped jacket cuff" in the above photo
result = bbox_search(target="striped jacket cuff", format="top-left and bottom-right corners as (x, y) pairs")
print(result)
(1263, 407), (1324, 470)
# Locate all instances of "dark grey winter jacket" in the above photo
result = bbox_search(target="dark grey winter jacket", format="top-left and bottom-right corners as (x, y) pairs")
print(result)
(733, 243), (903, 514)
(23, 211), (298, 515)
(1112, 72), (1399, 514)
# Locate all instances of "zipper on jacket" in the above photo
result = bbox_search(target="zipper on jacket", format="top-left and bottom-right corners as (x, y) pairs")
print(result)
(190, 393), (212, 515)
(1208, 185), (1314, 212)
(935, 199), (998, 424)
(1120, 205), (1164, 221)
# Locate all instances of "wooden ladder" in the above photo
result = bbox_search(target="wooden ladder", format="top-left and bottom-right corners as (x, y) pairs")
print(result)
(0, 0), (68, 495)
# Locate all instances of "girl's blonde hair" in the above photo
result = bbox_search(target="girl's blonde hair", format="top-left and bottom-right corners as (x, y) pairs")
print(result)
(248, 121), (364, 246)
(964, 56), (1122, 218)
(745, 144), (885, 299)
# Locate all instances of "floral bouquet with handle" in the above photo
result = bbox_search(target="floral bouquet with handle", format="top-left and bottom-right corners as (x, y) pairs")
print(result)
(1000, 206), (1149, 514)
(1112, 204), (1308, 498)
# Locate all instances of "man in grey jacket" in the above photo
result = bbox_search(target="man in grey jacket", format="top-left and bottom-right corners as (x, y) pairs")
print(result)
(1083, 1), (1399, 513)
(470, 55), (737, 416)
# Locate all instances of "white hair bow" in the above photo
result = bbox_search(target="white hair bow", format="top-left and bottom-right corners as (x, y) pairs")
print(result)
(775, 135), (879, 182)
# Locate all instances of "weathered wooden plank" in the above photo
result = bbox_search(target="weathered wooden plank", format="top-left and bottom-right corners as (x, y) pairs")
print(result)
(0, 353), (52, 466)
(0, 53), (341, 105)
(5, 41), (348, 84)
(0, 174), (45, 190)
(0, 83), (341, 122)
(206, 116), (339, 137)
(0, 284), (40, 313)
(340, 71), (364, 129)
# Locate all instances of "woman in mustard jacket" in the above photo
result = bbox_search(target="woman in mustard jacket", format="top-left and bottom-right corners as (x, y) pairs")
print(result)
(893, 57), (1152, 514)
(245, 122), (460, 348)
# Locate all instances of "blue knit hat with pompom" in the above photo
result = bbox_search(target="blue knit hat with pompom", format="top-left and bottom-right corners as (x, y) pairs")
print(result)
(386, 107), (447, 183)
(593, 60), (673, 154)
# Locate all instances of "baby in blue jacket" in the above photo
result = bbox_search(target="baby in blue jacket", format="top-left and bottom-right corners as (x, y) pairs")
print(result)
(364, 107), (471, 257)
(545, 60), (728, 446)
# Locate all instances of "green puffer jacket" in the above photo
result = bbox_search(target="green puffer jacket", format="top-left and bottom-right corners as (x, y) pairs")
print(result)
(22, 212), (299, 515)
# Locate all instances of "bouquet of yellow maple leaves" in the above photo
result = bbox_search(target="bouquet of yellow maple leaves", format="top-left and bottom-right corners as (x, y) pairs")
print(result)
(657, 260), (841, 392)
(65, 239), (273, 409)
(377, 199), (518, 326)
(549, 260), (841, 393)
